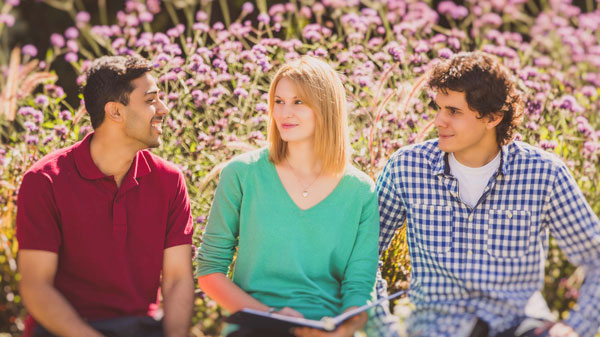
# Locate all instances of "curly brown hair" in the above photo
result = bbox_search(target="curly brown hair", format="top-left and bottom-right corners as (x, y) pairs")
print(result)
(427, 51), (523, 146)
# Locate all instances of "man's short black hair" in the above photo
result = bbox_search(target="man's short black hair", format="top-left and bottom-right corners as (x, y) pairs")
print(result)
(82, 55), (153, 129)
(428, 51), (523, 146)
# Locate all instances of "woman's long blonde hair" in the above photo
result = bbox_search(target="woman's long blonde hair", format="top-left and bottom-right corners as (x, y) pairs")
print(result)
(267, 56), (348, 174)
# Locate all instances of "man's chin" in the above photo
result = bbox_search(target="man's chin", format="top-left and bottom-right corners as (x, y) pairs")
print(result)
(145, 137), (161, 149)
(437, 141), (453, 153)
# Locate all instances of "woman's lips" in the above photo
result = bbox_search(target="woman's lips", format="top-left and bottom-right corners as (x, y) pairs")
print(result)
(281, 123), (297, 129)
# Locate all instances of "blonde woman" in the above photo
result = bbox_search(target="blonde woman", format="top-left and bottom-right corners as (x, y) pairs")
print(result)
(196, 56), (379, 337)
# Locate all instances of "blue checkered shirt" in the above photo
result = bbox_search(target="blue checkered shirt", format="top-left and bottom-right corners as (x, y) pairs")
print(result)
(368, 139), (600, 337)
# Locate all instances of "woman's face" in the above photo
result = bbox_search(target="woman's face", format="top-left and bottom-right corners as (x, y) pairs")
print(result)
(272, 77), (316, 145)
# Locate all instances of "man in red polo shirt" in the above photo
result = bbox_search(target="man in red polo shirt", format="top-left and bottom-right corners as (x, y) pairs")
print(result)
(16, 55), (194, 337)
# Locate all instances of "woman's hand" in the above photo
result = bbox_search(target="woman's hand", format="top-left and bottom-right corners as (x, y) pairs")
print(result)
(292, 311), (367, 337)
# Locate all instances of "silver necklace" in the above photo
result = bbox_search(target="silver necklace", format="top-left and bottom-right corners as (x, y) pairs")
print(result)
(285, 157), (321, 198)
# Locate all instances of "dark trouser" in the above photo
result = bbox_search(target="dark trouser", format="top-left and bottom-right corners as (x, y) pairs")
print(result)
(227, 327), (295, 337)
(33, 316), (163, 337)
(469, 317), (551, 337)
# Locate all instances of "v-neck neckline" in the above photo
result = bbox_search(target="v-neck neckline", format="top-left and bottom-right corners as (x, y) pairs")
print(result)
(266, 153), (347, 212)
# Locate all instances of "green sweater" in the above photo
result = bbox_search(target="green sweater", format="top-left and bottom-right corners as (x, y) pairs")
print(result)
(196, 148), (379, 321)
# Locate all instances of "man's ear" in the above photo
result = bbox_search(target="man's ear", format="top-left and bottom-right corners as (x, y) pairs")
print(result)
(104, 102), (123, 122)
(486, 112), (504, 129)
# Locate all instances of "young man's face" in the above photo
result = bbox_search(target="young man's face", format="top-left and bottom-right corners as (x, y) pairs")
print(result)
(121, 72), (168, 149)
(433, 89), (499, 164)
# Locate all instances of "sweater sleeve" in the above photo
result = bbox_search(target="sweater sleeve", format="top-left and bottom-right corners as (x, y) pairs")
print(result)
(543, 163), (600, 337)
(195, 162), (244, 277)
(340, 183), (380, 311)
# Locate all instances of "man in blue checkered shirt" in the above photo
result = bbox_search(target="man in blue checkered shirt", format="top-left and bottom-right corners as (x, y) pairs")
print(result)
(369, 52), (600, 337)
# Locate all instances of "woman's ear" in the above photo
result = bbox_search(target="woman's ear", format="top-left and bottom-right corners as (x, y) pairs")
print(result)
(104, 102), (123, 123)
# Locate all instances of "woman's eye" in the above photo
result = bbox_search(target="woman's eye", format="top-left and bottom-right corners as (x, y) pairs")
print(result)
(294, 100), (303, 105)
(275, 99), (283, 104)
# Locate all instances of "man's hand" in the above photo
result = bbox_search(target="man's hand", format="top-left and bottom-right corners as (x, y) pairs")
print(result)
(293, 311), (367, 337)
(534, 322), (579, 337)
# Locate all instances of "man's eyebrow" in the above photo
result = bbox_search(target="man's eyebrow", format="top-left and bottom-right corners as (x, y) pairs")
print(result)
(145, 89), (159, 95)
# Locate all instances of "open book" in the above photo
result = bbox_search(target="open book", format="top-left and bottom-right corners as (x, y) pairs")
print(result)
(225, 290), (407, 332)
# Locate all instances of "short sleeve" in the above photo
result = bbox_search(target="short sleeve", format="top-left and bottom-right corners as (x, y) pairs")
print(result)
(164, 171), (193, 248)
(16, 171), (62, 252)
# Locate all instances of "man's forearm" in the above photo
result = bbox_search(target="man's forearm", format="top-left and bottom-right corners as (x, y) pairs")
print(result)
(20, 281), (103, 337)
(162, 277), (195, 337)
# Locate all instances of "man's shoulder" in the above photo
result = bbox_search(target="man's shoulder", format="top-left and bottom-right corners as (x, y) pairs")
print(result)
(387, 139), (441, 167)
(506, 141), (568, 172)
(25, 142), (78, 178)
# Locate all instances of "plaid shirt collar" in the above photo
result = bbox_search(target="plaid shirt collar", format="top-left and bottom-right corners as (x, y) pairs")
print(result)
(429, 140), (513, 177)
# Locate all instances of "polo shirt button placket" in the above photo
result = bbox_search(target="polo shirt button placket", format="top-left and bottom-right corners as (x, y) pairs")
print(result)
(113, 197), (127, 247)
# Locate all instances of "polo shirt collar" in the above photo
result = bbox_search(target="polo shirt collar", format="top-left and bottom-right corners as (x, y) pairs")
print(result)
(74, 132), (152, 181)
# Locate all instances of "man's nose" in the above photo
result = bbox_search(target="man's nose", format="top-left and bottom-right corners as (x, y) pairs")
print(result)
(156, 99), (168, 116)
(433, 111), (445, 128)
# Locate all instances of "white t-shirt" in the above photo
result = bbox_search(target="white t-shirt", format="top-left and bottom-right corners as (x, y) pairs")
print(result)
(448, 151), (501, 208)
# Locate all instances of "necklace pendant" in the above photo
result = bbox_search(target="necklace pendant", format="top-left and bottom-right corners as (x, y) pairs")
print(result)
(302, 190), (309, 198)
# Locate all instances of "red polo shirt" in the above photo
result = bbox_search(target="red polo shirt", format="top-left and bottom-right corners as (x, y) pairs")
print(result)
(17, 133), (193, 333)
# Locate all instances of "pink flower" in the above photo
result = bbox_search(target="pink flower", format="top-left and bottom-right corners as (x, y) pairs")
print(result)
(242, 2), (254, 13)
(139, 12), (153, 22)
(65, 52), (78, 63)
(50, 33), (65, 48)
(22, 44), (38, 57)
(76, 11), (91, 23)
(0, 14), (15, 27)
(65, 27), (79, 39)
